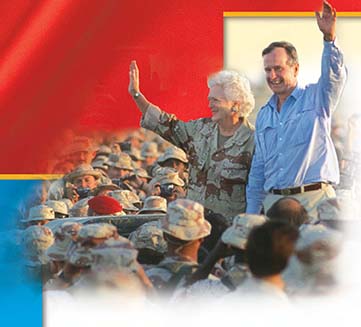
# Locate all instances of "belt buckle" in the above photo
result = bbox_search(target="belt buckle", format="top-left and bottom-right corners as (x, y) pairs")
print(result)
(281, 189), (292, 196)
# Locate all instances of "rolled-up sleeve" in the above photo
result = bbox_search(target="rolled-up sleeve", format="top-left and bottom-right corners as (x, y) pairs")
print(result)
(140, 104), (194, 151)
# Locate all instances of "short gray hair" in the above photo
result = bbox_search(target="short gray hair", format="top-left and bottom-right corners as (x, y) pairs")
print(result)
(207, 70), (255, 117)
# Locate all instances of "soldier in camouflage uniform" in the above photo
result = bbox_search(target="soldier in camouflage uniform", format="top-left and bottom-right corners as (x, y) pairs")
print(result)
(109, 189), (141, 214)
(178, 213), (267, 299)
(67, 238), (153, 300)
(145, 199), (211, 294)
(282, 224), (342, 296)
(21, 204), (56, 227)
(46, 222), (82, 285)
(48, 164), (101, 203)
(45, 200), (69, 218)
(129, 62), (255, 220)
(149, 167), (186, 203)
(49, 223), (119, 289)
(128, 220), (167, 265)
(138, 195), (167, 215)
(22, 225), (55, 282)
(157, 145), (189, 184)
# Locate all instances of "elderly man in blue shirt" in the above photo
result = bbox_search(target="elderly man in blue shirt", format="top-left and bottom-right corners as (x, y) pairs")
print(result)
(246, 1), (347, 221)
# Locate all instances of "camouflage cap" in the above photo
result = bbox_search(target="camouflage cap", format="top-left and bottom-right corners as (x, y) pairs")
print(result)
(128, 221), (167, 253)
(45, 200), (69, 216)
(58, 221), (82, 235)
(157, 146), (189, 164)
(91, 156), (109, 170)
(151, 167), (185, 187)
(221, 214), (267, 250)
(67, 244), (94, 267)
(106, 153), (120, 165)
(296, 224), (343, 261)
(90, 238), (139, 272)
(22, 226), (54, 266)
(24, 204), (55, 222)
(46, 222), (82, 261)
(134, 168), (152, 181)
(125, 148), (144, 162)
(77, 223), (118, 241)
(96, 144), (112, 156)
(92, 182), (120, 196)
(162, 199), (211, 241)
(68, 197), (91, 217)
(64, 164), (101, 182)
(317, 192), (359, 221)
(138, 196), (167, 214)
(107, 153), (134, 171)
(109, 190), (140, 211)
(141, 141), (158, 158)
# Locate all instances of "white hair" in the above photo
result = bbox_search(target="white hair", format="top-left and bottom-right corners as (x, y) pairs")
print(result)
(207, 70), (255, 117)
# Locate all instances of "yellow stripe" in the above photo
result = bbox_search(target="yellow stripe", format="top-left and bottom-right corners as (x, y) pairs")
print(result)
(0, 174), (63, 180)
(223, 12), (361, 17)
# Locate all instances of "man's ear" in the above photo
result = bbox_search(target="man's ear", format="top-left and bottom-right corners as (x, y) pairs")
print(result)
(294, 63), (300, 77)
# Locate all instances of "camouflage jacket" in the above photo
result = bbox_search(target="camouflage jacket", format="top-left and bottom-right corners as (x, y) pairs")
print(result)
(141, 104), (255, 220)
(145, 256), (198, 291)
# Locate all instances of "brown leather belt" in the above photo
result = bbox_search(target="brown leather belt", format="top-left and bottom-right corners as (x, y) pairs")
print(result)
(271, 182), (325, 196)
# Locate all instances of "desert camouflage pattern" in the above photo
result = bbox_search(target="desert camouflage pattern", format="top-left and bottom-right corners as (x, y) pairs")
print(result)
(78, 223), (118, 240)
(161, 199), (211, 241)
(68, 197), (92, 217)
(68, 245), (94, 267)
(146, 256), (198, 290)
(46, 222), (82, 261)
(91, 182), (120, 196)
(138, 196), (167, 214)
(150, 167), (185, 187)
(91, 156), (109, 170)
(128, 221), (167, 253)
(296, 224), (343, 262)
(22, 225), (54, 266)
(141, 141), (158, 158)
(107, 152), (134, 171)
(221, 263), (250, 290)
(221, 214), (267, 250)
(109, 190), (140, 211)
(141, 104), (254, 219)
(96, 144), (112, 156)
(317, 193), (360, 221)
(25, 204), (55, 222)
(64, 164), (102, 183)
(125, 147), (144, 162)
(90, 238), (139, 272)
(45, 200), (69, 216)
(157, 146), (188, 164)
(134, 168), (152, 180)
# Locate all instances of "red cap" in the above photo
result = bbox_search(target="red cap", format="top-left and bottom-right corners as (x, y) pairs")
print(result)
(88, 195), (123, 215)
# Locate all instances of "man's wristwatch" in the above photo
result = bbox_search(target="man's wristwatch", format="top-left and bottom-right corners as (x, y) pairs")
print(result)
(133, 92), (140, 99)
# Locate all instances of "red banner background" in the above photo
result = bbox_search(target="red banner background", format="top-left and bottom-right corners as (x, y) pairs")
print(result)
(0, 0), (358, 173)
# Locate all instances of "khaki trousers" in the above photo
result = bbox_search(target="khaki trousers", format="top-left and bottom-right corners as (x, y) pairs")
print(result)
(263, 184), (336, 223)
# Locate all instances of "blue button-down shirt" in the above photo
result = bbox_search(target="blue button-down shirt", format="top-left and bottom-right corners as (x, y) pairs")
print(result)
(246, 40), (347, 214)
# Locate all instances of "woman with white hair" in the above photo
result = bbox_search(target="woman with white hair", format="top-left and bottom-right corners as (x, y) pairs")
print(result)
(128, 61), (255, 220)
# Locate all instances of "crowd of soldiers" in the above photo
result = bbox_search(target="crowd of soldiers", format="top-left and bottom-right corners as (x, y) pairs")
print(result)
(13, 122), (361, 322)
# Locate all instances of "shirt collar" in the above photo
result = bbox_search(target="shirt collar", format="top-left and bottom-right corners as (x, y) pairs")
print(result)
(268, 84), (302, 110)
